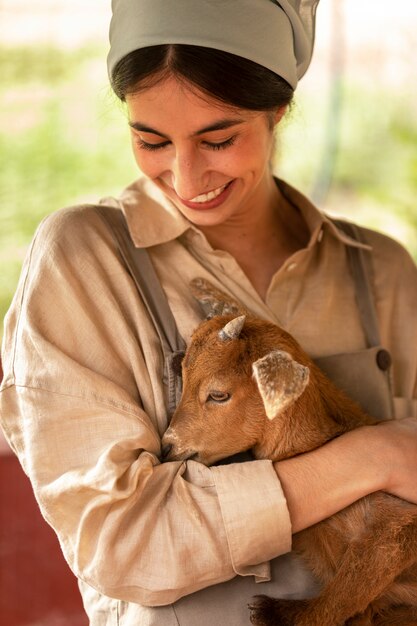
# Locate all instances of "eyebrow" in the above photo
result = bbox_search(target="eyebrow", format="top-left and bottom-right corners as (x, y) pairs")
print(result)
(128, 118), (244, 138)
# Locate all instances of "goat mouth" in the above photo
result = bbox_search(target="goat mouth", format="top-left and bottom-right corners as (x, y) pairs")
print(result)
(163, 448), (199, 462)
(173, 450), (198, 461)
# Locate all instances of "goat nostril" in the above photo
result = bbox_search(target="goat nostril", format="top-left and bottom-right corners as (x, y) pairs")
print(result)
(161, 444), (172, 460)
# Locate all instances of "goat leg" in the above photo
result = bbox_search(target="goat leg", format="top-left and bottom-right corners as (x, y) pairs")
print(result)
(293, 520), (417, 626)
(344, 608), (374, 625)
(371, 604), (417, 625)
(249, 520), (417, 626)
(249, 597), (374, 626)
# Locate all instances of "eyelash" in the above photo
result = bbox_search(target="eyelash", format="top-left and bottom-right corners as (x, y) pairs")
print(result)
(135, 136), (236, 152)
(135, 139), (169, 152)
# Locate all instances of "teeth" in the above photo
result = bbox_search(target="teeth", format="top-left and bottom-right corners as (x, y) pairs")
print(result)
(189, 183), (228, 203)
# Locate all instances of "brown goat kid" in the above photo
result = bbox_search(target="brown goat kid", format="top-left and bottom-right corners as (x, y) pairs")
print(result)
(162, 314), (417, 626)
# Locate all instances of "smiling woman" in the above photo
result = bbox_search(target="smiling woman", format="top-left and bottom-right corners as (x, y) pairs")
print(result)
(115, 43), (293, 232)
(126, 78), (283, 231)
(1, 2), (417, 626)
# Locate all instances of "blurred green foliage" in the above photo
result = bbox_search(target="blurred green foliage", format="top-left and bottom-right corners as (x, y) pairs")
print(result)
(1, 45), (417, 335)
(278, 82), (417, 255)
(0, 45), (137, 333)
(0, 46), (95, 85)
(1, 45), (136, 241)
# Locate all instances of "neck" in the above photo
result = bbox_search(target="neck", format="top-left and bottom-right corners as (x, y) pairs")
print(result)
(199, 176), (280, 252)
(255, 402), (346, 462)
(199, 178), (309, 299)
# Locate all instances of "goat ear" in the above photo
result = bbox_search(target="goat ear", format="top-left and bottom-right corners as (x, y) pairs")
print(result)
(252, 350), (310, 420)
(190, 277), (247, 318)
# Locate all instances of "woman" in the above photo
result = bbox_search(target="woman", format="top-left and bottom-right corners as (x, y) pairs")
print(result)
(1, 1), (417, 624)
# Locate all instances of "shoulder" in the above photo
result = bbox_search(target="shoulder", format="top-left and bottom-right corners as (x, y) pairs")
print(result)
(359, 225), (417, 279)
(359, 224), (412, 257)
(327, 216), (416, 283)
(353, 225), (417, 309)
(22, 203), (128, 286)
(30, 203), (127, 265)
(330, 217), (417, 306)
(35, 203), (116, 248)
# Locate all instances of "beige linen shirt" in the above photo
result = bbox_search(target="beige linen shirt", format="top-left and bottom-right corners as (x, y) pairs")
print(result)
(1, 176), (416, 624)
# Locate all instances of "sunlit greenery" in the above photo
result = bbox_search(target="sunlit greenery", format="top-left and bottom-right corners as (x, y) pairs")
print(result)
(277, 82), (417, 255)
(0, 45), (137, 334)
(1, 44), (416, 334)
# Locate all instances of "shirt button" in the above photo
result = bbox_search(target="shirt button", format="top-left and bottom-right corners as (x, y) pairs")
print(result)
(287, 263), (297, 271)
(376, 349), (392, 371)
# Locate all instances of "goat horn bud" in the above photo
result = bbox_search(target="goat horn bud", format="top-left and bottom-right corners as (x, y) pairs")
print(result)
(218, 315), (246, 341)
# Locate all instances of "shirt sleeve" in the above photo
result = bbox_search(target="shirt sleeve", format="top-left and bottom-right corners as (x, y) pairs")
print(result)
(0, 206), (292, 606)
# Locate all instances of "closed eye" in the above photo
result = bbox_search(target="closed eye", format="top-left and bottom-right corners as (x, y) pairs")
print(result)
(207, 391), (231, 403)
(203, 136), (236, 151)
(134, 136), (236, 152)
(135, 138), (170, 151)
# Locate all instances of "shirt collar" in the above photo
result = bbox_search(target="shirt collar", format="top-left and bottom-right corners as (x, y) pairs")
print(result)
(100, 176), (191, 247)
(101, 175), (371, 251)
(277, 179), (371, 251)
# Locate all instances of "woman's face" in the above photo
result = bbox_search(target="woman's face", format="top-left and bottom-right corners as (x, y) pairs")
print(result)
(126, 76), (284, 228)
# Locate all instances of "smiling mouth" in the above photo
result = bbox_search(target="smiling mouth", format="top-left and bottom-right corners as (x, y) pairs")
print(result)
(189, 183), (230, 203)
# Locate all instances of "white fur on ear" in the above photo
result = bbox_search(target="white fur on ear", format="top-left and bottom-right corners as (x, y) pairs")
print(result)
(252, 350), (310, 420)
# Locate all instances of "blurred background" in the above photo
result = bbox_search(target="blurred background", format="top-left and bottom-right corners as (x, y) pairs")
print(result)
(1, 0), (417, 335)
(0, 1), (416, 624)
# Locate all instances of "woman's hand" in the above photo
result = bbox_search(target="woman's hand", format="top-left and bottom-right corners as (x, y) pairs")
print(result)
(274, 417), (417, 534)
(374, 417), (417, 504)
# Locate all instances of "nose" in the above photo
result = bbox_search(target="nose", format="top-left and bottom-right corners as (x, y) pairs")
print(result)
(161, 443), (172, 460)
(170, 147), (207, 200)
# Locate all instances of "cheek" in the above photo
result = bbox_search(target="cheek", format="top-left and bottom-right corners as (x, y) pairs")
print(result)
(131, 142), (165, 178)
(253, 134), (275, 164)
(225, 138), (273, 177)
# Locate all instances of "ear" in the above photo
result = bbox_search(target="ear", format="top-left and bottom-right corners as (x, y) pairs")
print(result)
(273, 105), (288, 126)
(252, 350), (309, 420)
(190, 277), (247, 318)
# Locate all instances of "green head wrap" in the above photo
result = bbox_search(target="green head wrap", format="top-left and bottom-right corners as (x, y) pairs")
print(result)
(108, 0), (319, 90)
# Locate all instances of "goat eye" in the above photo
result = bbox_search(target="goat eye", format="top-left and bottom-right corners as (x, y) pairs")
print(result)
(207, 391), (230, 403)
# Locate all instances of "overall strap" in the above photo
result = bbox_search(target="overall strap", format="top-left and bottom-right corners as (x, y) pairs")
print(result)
(96, 205), (186, 415)
(331, 219), (381, 348)
(330, 219), (393, 418)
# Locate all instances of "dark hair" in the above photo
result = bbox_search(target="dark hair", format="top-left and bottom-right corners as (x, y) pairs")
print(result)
(111, 44), (294, 111)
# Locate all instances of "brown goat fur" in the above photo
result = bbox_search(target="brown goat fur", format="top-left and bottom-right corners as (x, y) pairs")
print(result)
(162, 314), (417, 626)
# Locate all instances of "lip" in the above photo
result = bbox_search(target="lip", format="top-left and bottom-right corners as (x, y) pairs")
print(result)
(176, 180), (235, 211)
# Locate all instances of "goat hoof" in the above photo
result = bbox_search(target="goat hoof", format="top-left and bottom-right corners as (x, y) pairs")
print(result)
(249, 595), (308, 626)
(249, 595), (278, 626)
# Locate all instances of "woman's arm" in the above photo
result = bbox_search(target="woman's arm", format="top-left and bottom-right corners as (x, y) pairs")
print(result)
(275, 418), (417, 533)
(0, 206), (292, 606)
